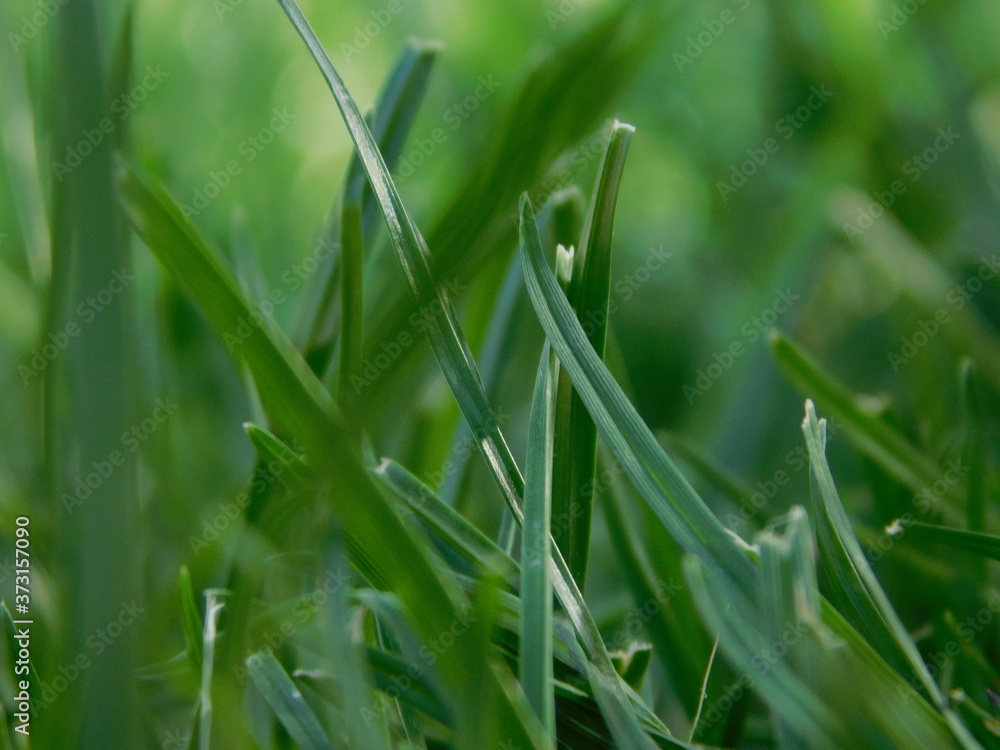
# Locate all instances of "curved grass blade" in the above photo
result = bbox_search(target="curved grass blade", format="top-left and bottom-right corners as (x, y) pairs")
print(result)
(519, 194), (754, 589)
(358, 2), (675, 410)
(521, 345), (558, 740)
(802, 401), (982, 750)
(245, 650), (334, 750)
(552, 121), (633, 590)
(274, 0), (524, 522)
(244, 422), (313, 491)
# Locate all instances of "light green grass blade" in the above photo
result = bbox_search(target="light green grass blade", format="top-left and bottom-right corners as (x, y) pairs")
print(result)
(521, 345), (558, 740)
(519, 194), (754, 589)
(772, 332), (964, 508)
(802, 400), (982, 750)
(552, 121), (633, 590)
(246, 650), (335, 750)
(321, 547), (392, 750)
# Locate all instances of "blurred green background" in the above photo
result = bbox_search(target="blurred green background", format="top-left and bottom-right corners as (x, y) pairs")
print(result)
(2, 0), (1000, 745)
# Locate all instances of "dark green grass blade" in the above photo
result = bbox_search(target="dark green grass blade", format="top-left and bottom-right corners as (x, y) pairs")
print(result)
(520, 195), (755, 589)
(802, 401), (982, 750)
(961, 360), (988, 533)
(244, 422), (313, 491)
(771, 332), (965, 509)
(521, 345), (558, 740)
(179, 566), (204, 674)
(896, 522), (1000, 560)
(245, 650), (334, 750)
(337, 42), (438, 402)
(552, 121), (633, 590)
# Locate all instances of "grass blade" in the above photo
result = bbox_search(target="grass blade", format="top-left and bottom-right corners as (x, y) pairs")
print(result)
(552, 121), (633, 590)
(802, 400), (982, 750)
(179, 566), (204, 675)
(521, 345), (558, 740)
(246, 650), (334, 750)
(894, 522), (1000, 561)
(519, 194), (754, 589)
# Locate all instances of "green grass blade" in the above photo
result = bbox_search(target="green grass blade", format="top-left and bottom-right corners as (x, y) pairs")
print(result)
(273, 0), (525, 523)
(179, 566), (204, 674)
(960, 359), (988, 533)
(552, 121), (633, 590)
(519, 194), (754, 589)
(895, 522), (1000, 560)
(772, 332), (964, 508)
(802, 400), (982, 750)
(372, 458), (521, 589)
(521, 345), (558, 740)
(337, 43), (438, 402)
(244, 422), (313, 491)
(245, 650), (334, 750)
